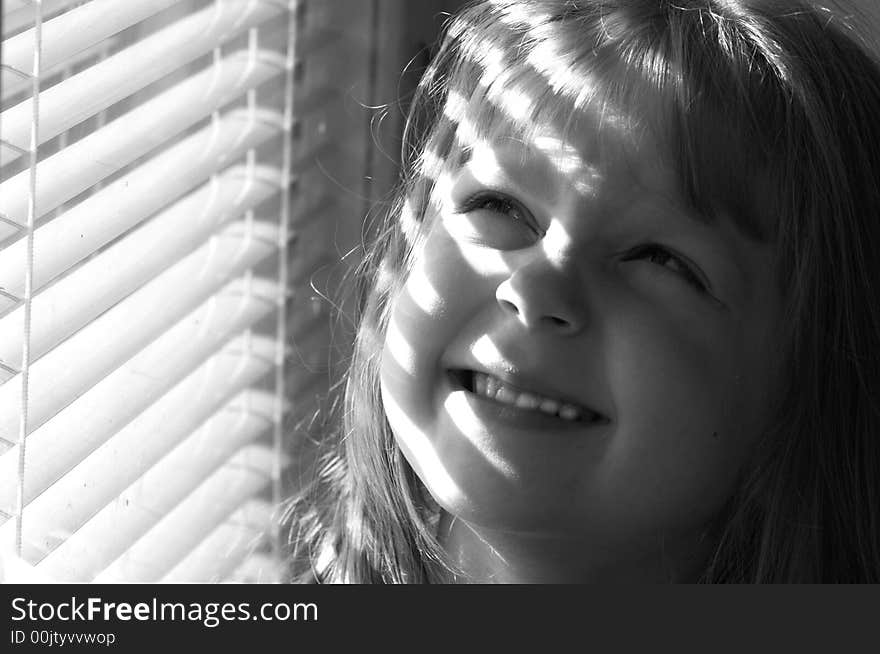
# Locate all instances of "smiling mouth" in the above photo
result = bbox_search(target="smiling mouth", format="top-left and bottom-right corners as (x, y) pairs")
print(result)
(448, 369), (605, 424)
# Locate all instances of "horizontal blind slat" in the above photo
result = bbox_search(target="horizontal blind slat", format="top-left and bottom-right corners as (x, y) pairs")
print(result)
(1, 0), (183, 89)
(0, 110), (283, 307)
(38, 391), (274, 581)
(3, 39), (119, 102)
(38, 399), (280, 583)
(0, 0), (286, 163)
(0, 165), (282, 367)
(0, 337), (277, 563)
(93, 443), (280, 583)
(2, 0), (80, 38)
(0, 281), (280, 516)
(0, 222), (279, 443)
(161, 500), (275, 583)
(0, 50), (285, 237)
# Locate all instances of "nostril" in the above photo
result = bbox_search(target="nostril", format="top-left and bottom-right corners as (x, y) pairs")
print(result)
(499, 299), (519, 315)
(546, 315), (570, 328)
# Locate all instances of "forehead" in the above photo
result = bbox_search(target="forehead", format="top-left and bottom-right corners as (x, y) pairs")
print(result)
(439, 68), (678, 203)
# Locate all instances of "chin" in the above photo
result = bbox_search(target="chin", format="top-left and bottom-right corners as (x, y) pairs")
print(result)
(422, 478), (572, 534)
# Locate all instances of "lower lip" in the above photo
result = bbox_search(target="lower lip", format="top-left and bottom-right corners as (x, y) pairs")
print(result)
(444, 374), (603, 433)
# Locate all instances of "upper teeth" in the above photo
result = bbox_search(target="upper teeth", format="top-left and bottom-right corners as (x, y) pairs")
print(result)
(472, 372), (589, 422)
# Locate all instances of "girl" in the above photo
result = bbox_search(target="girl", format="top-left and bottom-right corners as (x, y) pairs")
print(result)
(289, 0), (880, 582)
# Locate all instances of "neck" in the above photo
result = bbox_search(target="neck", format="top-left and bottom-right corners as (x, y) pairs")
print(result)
(437, 513), (710, 584)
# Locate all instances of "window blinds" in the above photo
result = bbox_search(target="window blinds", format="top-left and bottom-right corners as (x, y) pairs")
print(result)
(0, 0), (298, 582)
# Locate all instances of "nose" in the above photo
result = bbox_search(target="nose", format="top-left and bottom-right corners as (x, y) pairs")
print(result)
(495, 258), (587, 334)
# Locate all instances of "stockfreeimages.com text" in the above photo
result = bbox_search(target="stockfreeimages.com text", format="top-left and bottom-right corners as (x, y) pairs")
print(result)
(11, 597), (317, 628)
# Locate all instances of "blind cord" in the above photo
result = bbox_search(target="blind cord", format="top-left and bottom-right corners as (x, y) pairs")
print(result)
(272, 0), (299, 579)
(16, 0), (44, 559)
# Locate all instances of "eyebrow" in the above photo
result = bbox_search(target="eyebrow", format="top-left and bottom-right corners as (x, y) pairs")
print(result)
(457, 140), (577, 205)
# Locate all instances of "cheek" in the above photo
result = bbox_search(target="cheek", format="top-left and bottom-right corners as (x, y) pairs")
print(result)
(385, 243), (469, 370)
(379, 229), (494, 444)
(596, 305), (764, 528)
(379, 225), (522, 516)
(384, 225), (502, 368)
(608, 310), (733, 423)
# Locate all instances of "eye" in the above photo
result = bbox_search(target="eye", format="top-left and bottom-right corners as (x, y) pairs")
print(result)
(624, 244), (710, 294)
(455, 191), (543, 238)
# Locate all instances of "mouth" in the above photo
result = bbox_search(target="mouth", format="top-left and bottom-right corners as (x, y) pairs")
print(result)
(447, 369), (606, 424)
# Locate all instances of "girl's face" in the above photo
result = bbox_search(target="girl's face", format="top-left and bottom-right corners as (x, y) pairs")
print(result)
(379, 91), (781, 551)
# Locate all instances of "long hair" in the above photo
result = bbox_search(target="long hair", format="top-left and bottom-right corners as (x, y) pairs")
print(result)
(290, 0), (880, 583)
